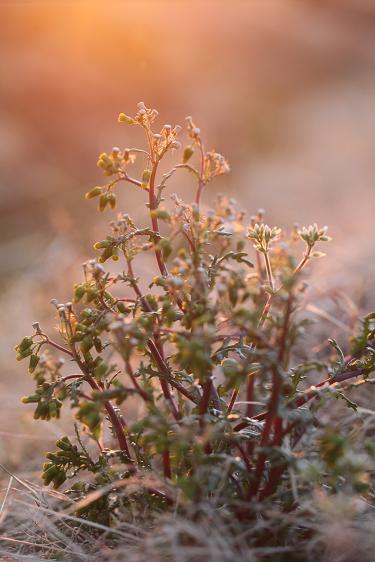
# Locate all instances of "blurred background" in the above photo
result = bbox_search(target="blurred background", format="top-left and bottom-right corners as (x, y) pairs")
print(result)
(1, 0), (375, 471)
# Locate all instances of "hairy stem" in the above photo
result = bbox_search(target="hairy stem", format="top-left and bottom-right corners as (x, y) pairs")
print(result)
(195, 140), (206, 206)
(43, 337), (74, 358)
(293, 244), (312, 276)
(263, 251), (274, 292)
(149, 160), (168, 278)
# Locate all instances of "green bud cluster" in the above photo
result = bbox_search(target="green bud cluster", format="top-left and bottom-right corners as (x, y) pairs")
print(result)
(22, 383), (62, 420)
(42, 436), (90, 489)
(93, 237), (119, 262)
(98, 191), (117, 212)
(86, 187), (117, 211)
(97, 152), (122, 176)
(15, 336), (34, 361)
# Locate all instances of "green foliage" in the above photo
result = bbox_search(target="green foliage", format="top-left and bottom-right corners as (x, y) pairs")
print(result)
(17, 102), (375, 525)
(42, 436), (88, 488)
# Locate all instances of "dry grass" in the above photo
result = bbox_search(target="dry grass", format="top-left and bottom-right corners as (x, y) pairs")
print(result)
(3, 471), (375, 562)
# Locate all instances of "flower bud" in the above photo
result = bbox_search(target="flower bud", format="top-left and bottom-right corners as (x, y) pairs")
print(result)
(118, 113), (135, 125)
(18, 336), (33, 352)
(155, 208), (170, 221)
(73, 284), (85, 302)
(142, 169), (151, 183)
(183, 145), (194, 163)
(85, 186), (102, 200)
(108, 192), (116, 209)
(117, 302), (129, 314)
(29, 354), (40, 374)
(158, 238), (172, 260)
(99, 194), (108, 212)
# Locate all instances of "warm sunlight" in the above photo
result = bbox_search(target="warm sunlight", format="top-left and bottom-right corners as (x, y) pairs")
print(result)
(1, 1), (375, 560)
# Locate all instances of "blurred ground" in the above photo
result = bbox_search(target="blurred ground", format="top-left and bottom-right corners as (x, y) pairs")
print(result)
(0, 0), (375, 470)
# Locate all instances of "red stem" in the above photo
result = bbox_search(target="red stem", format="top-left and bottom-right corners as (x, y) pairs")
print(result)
(258, 419), (298, 500)
(60, 373), (84, 383)
(259, 295), (292, 496)
(71, 349), (134, 467)
(155, 339), (180, 420)
(247, 367), (282, 499)
(245, 373), (255, 419)
(162, 450), (172, 479)
(199, 378), (213, 454)
(227, 388), (239, 414)
(146, 339), (182, 418)
(127, 259), (181, 418)
(85, 377), (133, 465)
(125, 359), (152, 403)
(45, 338), (74, 358)
(199, 378), (212, 418)
(149, 161), (168, 278)
(146, 339), (197, 403)
(234, 442), (253, 473)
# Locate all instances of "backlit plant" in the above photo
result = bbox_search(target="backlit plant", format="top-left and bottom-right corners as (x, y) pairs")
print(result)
(17, 102), (375, 523)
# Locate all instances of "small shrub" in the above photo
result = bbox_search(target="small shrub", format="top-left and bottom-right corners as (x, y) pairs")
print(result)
(17, 102), (375, 525)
